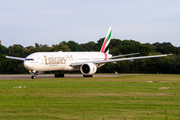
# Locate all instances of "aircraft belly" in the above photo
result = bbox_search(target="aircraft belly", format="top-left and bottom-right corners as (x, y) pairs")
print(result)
(33, 64), (66, 71)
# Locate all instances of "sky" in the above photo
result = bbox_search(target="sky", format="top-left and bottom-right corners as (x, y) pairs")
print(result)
(0, 0), (180, 47)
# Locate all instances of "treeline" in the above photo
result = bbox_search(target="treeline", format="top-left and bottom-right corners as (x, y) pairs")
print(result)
(0, 38), (180, 74)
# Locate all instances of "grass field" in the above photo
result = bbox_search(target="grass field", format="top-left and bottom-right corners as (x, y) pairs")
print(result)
(0, 74), (180, 120)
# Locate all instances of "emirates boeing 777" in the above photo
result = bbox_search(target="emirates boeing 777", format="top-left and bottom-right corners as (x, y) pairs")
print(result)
(6, 27), (171, 79)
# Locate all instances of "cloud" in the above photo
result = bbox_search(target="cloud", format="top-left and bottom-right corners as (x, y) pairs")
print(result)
(0, 0), (180, 47)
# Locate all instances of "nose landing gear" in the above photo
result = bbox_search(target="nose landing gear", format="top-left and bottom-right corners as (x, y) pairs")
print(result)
(31, 76), (36, 79)
(29, 70), (38, 79)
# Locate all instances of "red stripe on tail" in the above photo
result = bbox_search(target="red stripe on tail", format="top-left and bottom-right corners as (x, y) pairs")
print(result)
(100, 38), (107, 53)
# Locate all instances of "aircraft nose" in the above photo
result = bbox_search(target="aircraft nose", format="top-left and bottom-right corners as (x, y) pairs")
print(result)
(24, 61), (33, 70)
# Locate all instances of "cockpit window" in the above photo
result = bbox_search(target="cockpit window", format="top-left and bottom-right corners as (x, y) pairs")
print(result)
(25, 58), (34, 61)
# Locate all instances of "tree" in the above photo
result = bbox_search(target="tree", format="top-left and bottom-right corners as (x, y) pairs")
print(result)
(140, 44), (150, 56)
(1, 38), (180, 74)
(8, 45), (29, 57)
(67, 41), (79, 51)
(0, 45), (8, 55)
(153, 42), (176, 54)
(51, 42), (70, 52)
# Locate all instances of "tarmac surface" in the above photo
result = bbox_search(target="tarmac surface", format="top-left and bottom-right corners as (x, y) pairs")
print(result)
(0, 74), (120, 80)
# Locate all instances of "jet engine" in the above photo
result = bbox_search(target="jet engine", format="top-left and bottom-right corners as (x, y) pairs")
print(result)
(80, 63), (97, 75)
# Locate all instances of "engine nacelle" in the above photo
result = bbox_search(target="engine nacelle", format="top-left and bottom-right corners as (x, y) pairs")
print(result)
(80, 63), (97, 75)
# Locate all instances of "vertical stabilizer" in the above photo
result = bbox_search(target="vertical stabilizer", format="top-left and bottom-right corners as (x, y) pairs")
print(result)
(100, 27), (112, 53)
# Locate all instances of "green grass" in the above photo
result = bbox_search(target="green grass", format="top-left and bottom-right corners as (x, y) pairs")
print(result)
(0, 74), (180, 120)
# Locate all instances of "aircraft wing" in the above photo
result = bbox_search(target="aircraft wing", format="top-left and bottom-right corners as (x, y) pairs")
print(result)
(70, 54), (172, 66)
(110, 53), (139, 59)
(6, 56), (25, 61)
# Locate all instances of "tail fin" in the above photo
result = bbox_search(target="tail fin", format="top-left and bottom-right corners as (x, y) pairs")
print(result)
(100, 27), (112, 53)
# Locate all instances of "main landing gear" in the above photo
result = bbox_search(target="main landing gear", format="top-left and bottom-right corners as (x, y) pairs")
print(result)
(55, 73), (64, 78)
(83, 75), (93, 77)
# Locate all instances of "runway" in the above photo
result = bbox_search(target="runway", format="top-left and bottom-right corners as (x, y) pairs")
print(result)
(0, 74), (120, 80)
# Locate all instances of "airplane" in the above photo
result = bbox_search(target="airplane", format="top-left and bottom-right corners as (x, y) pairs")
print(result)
(6, 27), (171, 79)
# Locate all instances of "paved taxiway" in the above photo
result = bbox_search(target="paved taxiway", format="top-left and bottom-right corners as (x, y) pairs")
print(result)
(0, 74), (120, 80)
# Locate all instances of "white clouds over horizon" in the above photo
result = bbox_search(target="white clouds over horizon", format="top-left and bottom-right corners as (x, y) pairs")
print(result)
(0, 0), (180, 47)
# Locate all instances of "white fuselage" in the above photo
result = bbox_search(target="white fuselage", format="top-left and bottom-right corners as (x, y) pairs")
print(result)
(24, 52), (112, 71)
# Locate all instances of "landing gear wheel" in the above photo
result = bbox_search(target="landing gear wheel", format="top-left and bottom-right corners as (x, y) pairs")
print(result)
(55, 73), (64, 78)
(83, 75), (93, 77)
(31, 76), (36, 79)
